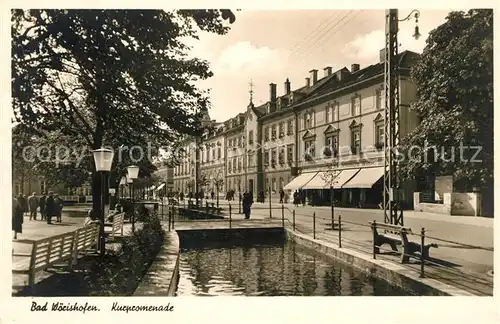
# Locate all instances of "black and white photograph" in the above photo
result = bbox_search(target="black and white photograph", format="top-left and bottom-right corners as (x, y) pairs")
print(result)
(6, 3), (496, 315)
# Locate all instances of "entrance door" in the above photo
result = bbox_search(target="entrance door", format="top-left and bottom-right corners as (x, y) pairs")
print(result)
(249, 179), (254, 193)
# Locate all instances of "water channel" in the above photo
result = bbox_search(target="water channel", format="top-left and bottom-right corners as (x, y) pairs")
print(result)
(176, 241), (415, 296)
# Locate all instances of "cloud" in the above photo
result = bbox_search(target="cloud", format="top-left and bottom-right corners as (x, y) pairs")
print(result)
(342, 26), (429, 64)
(213, 41), (285, 76)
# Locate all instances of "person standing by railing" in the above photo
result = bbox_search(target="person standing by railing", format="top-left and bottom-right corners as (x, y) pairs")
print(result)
(44, 192), (56, 224)
(28, 192), (39, 221)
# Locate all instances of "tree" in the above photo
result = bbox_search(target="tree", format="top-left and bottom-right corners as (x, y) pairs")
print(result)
(12, 9), (237, 213)
(400, 9), (493, 213)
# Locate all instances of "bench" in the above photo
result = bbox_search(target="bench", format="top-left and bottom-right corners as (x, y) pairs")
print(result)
(370, 221), (438, 263)
(104, 212), (124, 240)
(12, 231), (77, 288)
(72, 224), (100, 264)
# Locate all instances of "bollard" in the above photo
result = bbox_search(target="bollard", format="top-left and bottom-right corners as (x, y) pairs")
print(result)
(372, 220), (377, 259)
(292, 210), (295, 231)
(420, 227), (425, 278)
(269, 186), (272, 219)
(281, 204), (285, 228)
(338, 215), (342, 248)
(168, 210), (171, 232)
(313, 212), (316, 239)
(229, 203), (232, 229)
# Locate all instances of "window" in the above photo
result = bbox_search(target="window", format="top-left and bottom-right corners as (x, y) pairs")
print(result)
(238, 137), (242, 147)
(376, 89), (385, 110)
(287, 119), (294, 135)
(333, 102), (339, 122)
(248, 155), (253, 168)
(287, 145), (294, 163)
(271, 125), (277, 139)
(206, 149), (210, 162)
(304, 140), (315, 157)
(278, 148), (285, 164)
(271, 149), (277, 165)
(279, 122), (285, 137)
(265, 178), (269, 191)
(40, 180), (46, 194)
(304, 112), (312, 129)
(232, 158), (237, 171)
(375, 123), (384, 146)
(264, 150), (270, 166)
(351, 129), (361, 154)
(248, 131), (254, 145)
(212, 149), (215, 161)
(352, 96), (361, 116)
(325, 104), (333, 123)
(272, 178), (277, 192)
(264, 127), (269, 141)
(325, 135), (339, 150)
(279, 177), (284, 190)
(238, 157), (242, 171)
(217, 148), (221, 159)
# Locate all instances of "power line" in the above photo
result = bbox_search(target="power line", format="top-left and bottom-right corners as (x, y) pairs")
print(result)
(287, 11), (344, 62)
(291, 10), (364, 67)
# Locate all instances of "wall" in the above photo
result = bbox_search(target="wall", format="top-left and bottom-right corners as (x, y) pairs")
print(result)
(414, 192), (482, 216)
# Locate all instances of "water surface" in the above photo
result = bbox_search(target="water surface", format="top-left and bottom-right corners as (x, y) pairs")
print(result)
(176, 242), (414, 296)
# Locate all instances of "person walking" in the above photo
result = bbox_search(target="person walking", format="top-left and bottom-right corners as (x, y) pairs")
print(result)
(242, 191), (254, 220)
(45, 192), (56, 224)
(211, 191), (214, 201)
(279, 189), (285, 204)
(28, 192), (39, 220)
(54, 194), (64, 222)
(39, 193), (47, 220)
(17, 193), (27, 217)
(12, 197), (23, 239)
(293, 190), (300, 207)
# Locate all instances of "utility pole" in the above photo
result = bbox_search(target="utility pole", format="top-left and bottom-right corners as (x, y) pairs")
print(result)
(383, 9), (420, 226)
(383, 9), (402, 226)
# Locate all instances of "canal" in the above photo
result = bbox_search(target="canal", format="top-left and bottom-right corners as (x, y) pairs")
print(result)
(176, 241), (415, 296)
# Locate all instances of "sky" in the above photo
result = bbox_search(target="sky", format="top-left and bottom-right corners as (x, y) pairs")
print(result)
(185, 9), (453, 122)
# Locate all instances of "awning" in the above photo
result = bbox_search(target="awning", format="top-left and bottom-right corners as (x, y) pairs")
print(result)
(283, 172), (318, 190)
(342, 167), (385, 189)
(302, 172), (333, 189)
(155, 183), (166, 191)
(331, 169), (360, 189)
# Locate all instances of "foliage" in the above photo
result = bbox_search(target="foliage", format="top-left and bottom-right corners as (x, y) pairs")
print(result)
(12, 9), (236, 207)
(400, 9), (493, 189)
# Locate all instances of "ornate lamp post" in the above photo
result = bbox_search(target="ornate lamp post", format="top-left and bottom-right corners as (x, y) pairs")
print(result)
(127, 165), (139, 232)
(92, 148), (114, 257)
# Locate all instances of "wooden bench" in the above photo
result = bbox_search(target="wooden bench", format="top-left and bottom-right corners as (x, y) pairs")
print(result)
(104, 212), (124, 240)
(72, 224), (100, 264)
(12, 231), (77, 288)
(370, 221), (438, 263)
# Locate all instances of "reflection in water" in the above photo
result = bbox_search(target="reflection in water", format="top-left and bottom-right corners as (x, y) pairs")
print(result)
(176, 242), (414, 296)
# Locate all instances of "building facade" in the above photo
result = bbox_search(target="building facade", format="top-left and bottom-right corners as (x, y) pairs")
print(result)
(171, 50), (420, 207)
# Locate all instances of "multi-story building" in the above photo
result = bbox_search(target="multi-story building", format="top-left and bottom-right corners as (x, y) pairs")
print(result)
(171, 49), (420, 208)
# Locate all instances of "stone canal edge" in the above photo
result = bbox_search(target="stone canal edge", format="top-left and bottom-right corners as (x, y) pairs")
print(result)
(134, 227), (474, 296)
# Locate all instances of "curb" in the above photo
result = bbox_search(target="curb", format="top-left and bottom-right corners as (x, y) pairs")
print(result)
(285, 229), (477, 296)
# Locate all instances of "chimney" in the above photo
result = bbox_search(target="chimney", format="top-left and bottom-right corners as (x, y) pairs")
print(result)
(284, 78), (291, 95)
(305, 77), (310, 88)
(351, 64), (360, 72)
(269, 83), (277, 102)
(379, 48), (386, 63)
(309, 69), (318, 85)
(323, 66), (332, 77)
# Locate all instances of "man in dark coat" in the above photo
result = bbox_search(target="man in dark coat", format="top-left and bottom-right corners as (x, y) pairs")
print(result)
(279, 189), (285, 204)
(44, 192), (56, 224)
(242, 191), (253, 220)
(39, 193), (47, 220)
(12, 197), (23, 239)
(28, 192), (39, 220)
(54, 194), (64, 222)
(17, 193), (27, 217)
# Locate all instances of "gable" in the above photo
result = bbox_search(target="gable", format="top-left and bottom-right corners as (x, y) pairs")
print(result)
(302, 130), (316, 139)
(323, 124), (339, 134)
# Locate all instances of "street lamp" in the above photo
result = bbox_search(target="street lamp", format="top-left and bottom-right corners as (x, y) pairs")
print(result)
(92, 148), (114, 257)
(127, 165), (140, 232)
